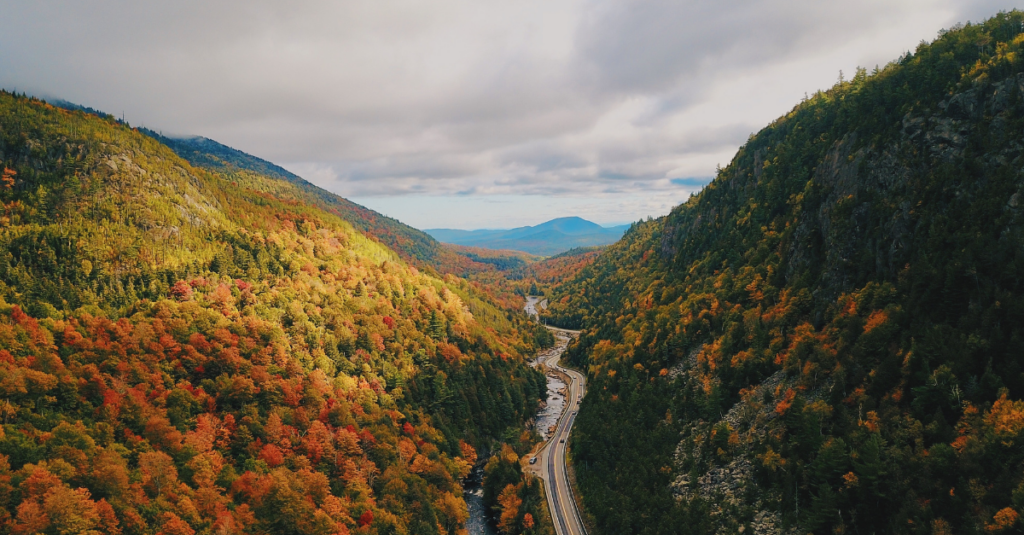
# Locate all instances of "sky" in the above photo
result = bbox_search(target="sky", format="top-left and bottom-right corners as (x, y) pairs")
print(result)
(1, 0), (1020, 230)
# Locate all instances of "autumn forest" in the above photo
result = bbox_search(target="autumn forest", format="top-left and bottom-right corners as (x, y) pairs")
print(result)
(0, 92), (580, 535)
(3, 8), (1024, 535)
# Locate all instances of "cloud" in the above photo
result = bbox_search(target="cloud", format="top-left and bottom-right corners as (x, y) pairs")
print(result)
(0, 0), (1016, 226)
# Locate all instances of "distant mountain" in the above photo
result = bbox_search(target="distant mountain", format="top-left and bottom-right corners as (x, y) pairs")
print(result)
(426, 216), (628, 255)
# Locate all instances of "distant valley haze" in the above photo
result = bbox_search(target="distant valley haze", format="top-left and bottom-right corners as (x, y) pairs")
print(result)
(426, 216), (629, 256)
(0, 0), (1012, 229)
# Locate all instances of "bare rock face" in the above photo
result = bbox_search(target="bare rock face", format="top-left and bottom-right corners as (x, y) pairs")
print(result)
(784, 73), (1024, 303)
(671, 358), (846, 534)
(660, 220), (679, 259)
(671, 369), (800, 535)
(784, 132), (915, 302)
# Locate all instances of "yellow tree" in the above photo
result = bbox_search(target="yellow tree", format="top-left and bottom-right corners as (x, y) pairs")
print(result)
(496, 483), (523, 534)
(433, 491), (468, 534)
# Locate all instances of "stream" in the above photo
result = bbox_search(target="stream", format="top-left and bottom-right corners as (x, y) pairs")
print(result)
(463, 296), (562, 535)
(464, 462), (497, 535)
(535, 374), (567, 441)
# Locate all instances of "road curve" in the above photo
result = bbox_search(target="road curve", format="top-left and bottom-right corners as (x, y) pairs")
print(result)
(529, 327), (588, 535)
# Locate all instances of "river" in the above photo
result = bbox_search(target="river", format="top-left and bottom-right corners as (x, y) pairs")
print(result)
(464, 462), (497, 535)
(463, 296), (562, 535)
(524, 295), (548, 319)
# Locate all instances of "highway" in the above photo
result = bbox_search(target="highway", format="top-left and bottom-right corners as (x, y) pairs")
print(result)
(529, 327), (588, 535)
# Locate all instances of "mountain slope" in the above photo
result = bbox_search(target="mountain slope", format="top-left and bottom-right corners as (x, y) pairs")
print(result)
(427, 217), (627, 256)
(137, 126), (570, 319)
(544, 13), (1024, 535)
(0, 92), (546, 535)
(139, 130), (484, 273)
(138, 130), (302, 183)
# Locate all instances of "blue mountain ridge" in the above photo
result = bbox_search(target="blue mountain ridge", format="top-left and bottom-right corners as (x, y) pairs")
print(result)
(425, 217), (628, 256)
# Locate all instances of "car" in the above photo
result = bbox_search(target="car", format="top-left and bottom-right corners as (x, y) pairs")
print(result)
(559, 439), (565, 443)
(529, 457), (537, 464)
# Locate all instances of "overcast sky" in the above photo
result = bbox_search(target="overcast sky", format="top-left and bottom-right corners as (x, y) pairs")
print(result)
(1, 1), (1019, 229)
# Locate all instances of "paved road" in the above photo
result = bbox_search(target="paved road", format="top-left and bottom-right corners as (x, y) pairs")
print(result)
(529, 328), (588, 535)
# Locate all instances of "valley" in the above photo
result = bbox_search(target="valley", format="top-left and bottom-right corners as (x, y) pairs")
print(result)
(1, 9), (1024, 535)
(426, 218), (626, 257)
(527, 328), (587, 535)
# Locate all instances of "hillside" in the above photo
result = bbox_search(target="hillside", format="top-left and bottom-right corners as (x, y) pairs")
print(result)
(426, 217), (627, 256)
(543, 13), (1024, 535)
(0, 92), (547, 535)
(140, 130), (500, 276)
(517, 246), (604, 295)
(26, 111), (498, 280)
(443, 244), (541, 272)
(427, 244), (603, 320)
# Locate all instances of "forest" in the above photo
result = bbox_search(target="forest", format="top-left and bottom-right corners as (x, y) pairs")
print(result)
(0, 93), (553, 535)
(543, 11), (1024, 535)
(9, 8), (1024, 535)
